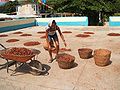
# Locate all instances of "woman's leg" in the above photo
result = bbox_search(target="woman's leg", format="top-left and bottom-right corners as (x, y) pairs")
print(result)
(52, 33), (59, 57)
(47, 35), (53, 63)
(50, 39), (54, 48)
(48, 41), (53, 63)
(54, 39), (59, 57)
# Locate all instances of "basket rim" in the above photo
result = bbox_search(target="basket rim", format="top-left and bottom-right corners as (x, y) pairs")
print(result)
(56, 53), (75, 62)
(78, 48), (93, 51)
(57, 59), (75, 62)
(94, 49), (111, 55)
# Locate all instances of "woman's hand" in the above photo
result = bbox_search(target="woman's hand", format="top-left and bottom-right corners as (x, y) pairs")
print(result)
(63, 41), (67, 47)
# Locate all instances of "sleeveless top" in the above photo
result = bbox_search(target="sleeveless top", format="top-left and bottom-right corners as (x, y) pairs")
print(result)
(46, 26), (57, 35)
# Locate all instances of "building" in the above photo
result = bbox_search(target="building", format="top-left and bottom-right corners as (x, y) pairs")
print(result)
(16, 0), (50, 17)
(17, 4), (37, 16)
(17, 0), (37, 16)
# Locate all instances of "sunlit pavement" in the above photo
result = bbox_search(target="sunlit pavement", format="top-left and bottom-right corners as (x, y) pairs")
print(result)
(0, 26), (120, 90)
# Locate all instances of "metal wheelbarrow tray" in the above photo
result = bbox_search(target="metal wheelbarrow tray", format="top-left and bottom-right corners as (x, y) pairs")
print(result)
(0, 44), (40, 73)
(0, 48), (40, 62)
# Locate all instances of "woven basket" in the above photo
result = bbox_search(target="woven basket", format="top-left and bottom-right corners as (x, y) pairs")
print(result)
(57, 60), (74, 69)
(94, 49), (111, 66)
(78, 48), (93, 59)
(56, 53), (75, 69)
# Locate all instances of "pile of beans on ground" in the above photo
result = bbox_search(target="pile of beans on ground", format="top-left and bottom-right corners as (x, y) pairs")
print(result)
(40, 35), (46, 39)
(0, 34), (8, 37)
(20, 34), (32, 36)
(57, 53), (75, 62)
(75, 34), (90, 37)
(84, 32), (95, 34)
(51, 48), (71, 54)
(37, 31), (46, 34)
(6, 39), (19, 42)
(107, 33), (120, 36)
(24, 41), (41, 46)
(62, 31), (72, 33)
(4, 47), (33, 56)
(13, 31), (23, 34)
(60, 48), (71, 52)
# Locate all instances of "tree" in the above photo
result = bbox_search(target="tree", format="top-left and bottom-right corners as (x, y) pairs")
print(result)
(0, 1), (19, 14)
(17, 0), (33, 5)
(46, 0), (120, 25)
(47, 0), (120, 13)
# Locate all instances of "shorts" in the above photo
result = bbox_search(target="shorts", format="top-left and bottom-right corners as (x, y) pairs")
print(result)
(48, 33), (58, 42)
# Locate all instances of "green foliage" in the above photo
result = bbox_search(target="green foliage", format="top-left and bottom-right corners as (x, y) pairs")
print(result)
(0, 1), (19, 14)
(46, 0), (120, 25)
(47, 0), (120, 13)
(114, 0), (120, 12)
(114, 13), (120, 16)
(17, 0), (30, 5)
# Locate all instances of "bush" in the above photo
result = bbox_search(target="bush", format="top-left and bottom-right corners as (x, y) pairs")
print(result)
(98, 22), (104, 26)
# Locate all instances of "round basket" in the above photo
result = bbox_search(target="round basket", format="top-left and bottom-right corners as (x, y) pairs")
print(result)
(43, 41), (55, 50)
(43, 42), (48, 50)
(78, 48), (93, 59)
(56, 53), (75, 69)
(94, 49), (111, 66)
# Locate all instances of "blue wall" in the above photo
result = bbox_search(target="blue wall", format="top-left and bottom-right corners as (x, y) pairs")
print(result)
(0, 22), (35, 33)
(36, 21), (88, 26)
(36, 17), (88, 26)
(0, 17), (88, 33)
(0, 18), (36, 33)
(109, 16), (120, 26)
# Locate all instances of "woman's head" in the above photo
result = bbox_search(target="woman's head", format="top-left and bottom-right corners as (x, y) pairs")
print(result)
(48, 20), (56, 27)
(52, 20), (56, 25)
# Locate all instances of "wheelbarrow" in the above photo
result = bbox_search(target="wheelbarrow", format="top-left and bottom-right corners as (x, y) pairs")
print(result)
(0, 44), (47, 75)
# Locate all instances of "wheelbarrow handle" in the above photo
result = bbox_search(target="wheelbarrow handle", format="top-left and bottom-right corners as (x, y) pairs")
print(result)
(0, 44), (6, 49)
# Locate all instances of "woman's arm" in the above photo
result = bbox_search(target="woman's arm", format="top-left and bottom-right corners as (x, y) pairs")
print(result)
(45, 29), (50, 46)
(57, 26), (67, 47)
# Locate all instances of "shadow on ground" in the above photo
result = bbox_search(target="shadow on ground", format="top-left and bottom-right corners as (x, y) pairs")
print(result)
(11, 63), (51, 76)
(72, 62), (78, 68)
(0, 60), (51, 76)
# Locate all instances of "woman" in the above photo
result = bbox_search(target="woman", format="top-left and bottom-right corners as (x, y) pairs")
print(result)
(45, 20), (67, 63)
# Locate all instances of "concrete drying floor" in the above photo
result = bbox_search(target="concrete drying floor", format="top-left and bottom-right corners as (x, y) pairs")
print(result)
(0, 26), (120, 90)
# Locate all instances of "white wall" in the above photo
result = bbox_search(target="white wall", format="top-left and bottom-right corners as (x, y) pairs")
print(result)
(36, 17), (88, 26)
(17, 4), (36, 15)
(109, 16), (120, 26)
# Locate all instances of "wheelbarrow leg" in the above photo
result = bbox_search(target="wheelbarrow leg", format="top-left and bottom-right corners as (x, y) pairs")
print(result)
(15, 63), (17, 68)
(6, 59), (9, 73)
(33, 56), (35, 60)
(10, 62), (24, 76)
(30, 56), (36, 62)
(0, 44), (6, 49)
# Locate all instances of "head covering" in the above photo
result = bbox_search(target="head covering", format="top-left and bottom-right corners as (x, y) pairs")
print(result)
(48, 20), (53, 27)
(48, 20), (56, 27)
